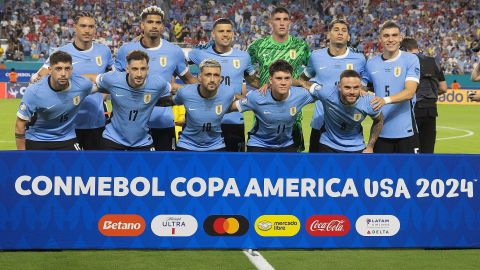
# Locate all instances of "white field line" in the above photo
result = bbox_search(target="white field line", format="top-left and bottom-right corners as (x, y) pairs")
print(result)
(243, 249), (275, 270)
(436, 126), (475, 141)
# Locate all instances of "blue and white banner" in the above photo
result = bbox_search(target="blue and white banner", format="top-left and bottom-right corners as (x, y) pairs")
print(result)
(0, 151), (479, 249)
(0, 70), (36, 83)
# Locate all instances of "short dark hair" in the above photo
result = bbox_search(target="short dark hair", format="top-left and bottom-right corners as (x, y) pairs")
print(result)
(271, 6), (290, 18)
(328, 18), (349, 32)
(50, 51), (72, 66)
(141, 6), (165, 21)
(269, 60), (293, 76)
(380, 20), (400, 33)
(339, 69), (361, 81)
(401, 37), (418, 51)
(75, 11), (95, 24)
(213, 18), (234, 29)
(126, 50), (149, 64)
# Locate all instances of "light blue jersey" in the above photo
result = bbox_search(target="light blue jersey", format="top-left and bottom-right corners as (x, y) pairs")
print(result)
(96, 71), (171, 147)
(310, 85), (381, 151)
(304, 48), (366, 130)
(17, 75), (93, 141)
(363, 51), (420, 138)
(173, 84), (235, 151)
(44, 42), (114, 129)
(187, 46), (255, 124)
(236, 87), (314, 148)
(115, 39), (188, 128)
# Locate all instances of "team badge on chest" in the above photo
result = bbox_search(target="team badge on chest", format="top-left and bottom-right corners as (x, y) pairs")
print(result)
(215, 104), (223, 115)
(73, 96), (81, 106)
(233, 59), (241, 69)
(144, 94), (152, 104)
(95, 56), (102, 66)
(290, 106), (297, 116)
(346, 63), (354, 70)
(160, 56), (167, 67)
(394, 66), (401, 77)
(289, 49), (297, 60)
(353, 113), (362, 121)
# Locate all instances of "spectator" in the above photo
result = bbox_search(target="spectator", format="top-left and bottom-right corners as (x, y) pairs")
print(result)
(451, 79), (461, 89)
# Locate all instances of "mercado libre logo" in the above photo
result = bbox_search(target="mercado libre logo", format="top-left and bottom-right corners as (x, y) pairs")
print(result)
(255, 215), (300, 237)
(203, 215), (249, 236)
(98, 214), (146, 237)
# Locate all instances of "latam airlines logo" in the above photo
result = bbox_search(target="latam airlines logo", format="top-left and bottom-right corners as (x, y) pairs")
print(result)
(355, 215), (400, 237)
(306, 215), (350, 236)
(98, 214), (146, 237)
(151, 215), (198, 237)
(203, 215), (249, 236)
(255, 215), (300, 237)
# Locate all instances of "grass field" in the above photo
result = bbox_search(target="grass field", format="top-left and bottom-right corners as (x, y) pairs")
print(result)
(1, 98), (480, 269)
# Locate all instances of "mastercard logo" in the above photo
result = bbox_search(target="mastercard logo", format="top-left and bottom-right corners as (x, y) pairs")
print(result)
(203, 215), (249, 236)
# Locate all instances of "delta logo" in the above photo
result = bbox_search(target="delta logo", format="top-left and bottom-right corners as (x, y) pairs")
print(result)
(355, 215), (400, 237)
(254, 215), (300, 237)
(306, 215), (350, 236)
(98, 214), (145, 237)
(203, 215), (249, 236)
(151, 215), (198, 237)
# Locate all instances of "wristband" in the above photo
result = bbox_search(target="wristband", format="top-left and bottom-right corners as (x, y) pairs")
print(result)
(309, 83), (321, 94)
(383, 97), (392, 104)
(15, 133), (25, 139)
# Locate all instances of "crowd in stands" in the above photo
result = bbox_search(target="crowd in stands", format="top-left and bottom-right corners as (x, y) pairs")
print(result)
(1, 0), (479, 74)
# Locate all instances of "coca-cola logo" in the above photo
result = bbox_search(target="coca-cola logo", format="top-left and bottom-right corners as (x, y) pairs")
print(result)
(306, 215), (350, 236)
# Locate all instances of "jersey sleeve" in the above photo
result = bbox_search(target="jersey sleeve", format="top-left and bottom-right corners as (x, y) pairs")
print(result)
(172, 87), (185, 105)
(301, 41), (311, 66)
(303, 52), (316, 78)
(406, 54), (420, 83)
(105, 48), (114, 70)
(17, 87), (37, 121)
(159, 81), (172, 97)
(175, 47), (189, 77)
(247, 41), (258, 65)
(96, 71), (112, 93)
(299, 87), (315, 106)
(244, 54), (256, 76)
(235, 90), (256, 112)
(361, 62), (372, 85)
(309, 83), (329, 101)
(433, 59), (446, 81)
(187, 49), (199, 64)
(114, 45), (128, 72)
(363, 94), (382, 118)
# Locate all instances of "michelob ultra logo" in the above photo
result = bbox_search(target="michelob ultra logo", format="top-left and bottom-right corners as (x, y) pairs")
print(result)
(255, 215), (300, 237)
(151, 215), (198, 237)
(203, 215), (249, 236)
(98, 214), (146, 237)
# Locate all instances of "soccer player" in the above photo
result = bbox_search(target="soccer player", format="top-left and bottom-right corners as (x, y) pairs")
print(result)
(15, 51), (94, 150)
(363, 21), (420, 153)
(95, 50), (171, 151)
(298, 18), (366, 152)
(32, 12), (114, 150)
(308, 70), (384, 153)
(187, 18), (259, 152)
(401, 37), (447, 153)
(114, 6), (197, 151)
(247, 6), (311, 151)
(159, 59), (235, 151)
(231, 60), (314, 152)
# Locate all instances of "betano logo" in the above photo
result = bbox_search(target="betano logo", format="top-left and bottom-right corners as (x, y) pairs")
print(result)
(203, 215), (249, 236)
(151, 215), (198, 237)
(254, 215), (300, 237)
(355, 215), (400, 237)
(306, 215), (350, 236)
(98, 214), (145, 237)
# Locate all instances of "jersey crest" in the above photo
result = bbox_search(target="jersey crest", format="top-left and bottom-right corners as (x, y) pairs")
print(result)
(233, 59), (241, 69)
(144, 94), (152, 104)
(73, 96), (81, 106)
(215, 104), (223, 115)
(95, 56), (102, 66)
(353, 113), (362, 121)
(346, 63), (354, 70)
(394, 66), (401, 77)
(289, 49), (297, 60)
(160, 56), (167, 67)
(290, 106), (297, 116)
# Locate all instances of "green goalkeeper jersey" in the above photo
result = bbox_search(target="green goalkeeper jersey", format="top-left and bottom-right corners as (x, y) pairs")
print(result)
(248, 35), (311, 85)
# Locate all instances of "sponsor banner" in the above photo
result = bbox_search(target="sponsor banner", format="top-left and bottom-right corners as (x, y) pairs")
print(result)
(0, 70), (36, 83)
(0, 152), (480, 249)
(438, 89), (480, 105)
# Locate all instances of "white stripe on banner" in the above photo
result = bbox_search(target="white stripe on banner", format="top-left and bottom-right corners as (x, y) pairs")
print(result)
(436, 126), (475, 141)
(243, 249), (275, 270)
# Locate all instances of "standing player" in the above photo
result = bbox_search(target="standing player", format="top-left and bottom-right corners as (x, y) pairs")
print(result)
(95, 50), (171, 151)
(159, 59), (235, 151)
(15, 51), (94, 150)
(32, 12), (113, 150)
(115, 6), (197, 151)
(298, 18), (366, 152)
(364, 21), (420, 153)
(187, 18), (259, 152)
(247, 7), (311, 151)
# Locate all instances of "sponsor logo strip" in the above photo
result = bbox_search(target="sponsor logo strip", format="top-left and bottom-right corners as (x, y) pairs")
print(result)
(255, 215), (300, 237)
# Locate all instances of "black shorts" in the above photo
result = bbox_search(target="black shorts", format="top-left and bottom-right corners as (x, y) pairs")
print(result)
(318, 143), (364, 153)
(373, 135), (420, 153)
(247, 144), (297, 152)
(150, 127), (176, 151)
(26, 138), (81, 150)
(102, 138), (155, 151)
(75, 127), (105, 150)
(221, 123), (245, 152)
(176, 146), (226, 152)
(309, 128), (321, 153)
